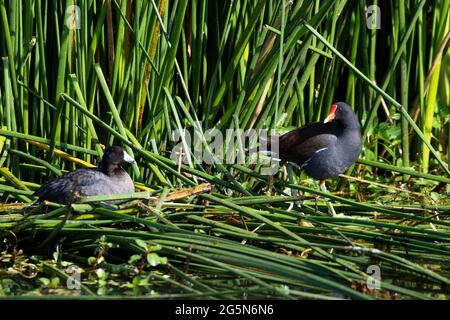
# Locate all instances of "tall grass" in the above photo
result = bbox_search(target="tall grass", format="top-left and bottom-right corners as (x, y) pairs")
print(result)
(0, 0), (449, 299)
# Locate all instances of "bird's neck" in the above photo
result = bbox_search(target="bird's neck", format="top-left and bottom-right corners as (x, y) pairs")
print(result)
(101, 164), (122, 176)
(340, 117), (360, 130)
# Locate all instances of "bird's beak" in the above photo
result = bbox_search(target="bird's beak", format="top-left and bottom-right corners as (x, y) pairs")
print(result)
(123, 150), (136, 164)
(324, 104), (337, 123)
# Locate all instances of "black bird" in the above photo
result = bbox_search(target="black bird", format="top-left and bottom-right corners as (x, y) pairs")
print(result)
(272, 102), (362, 182)
(33, 146), (136, 204)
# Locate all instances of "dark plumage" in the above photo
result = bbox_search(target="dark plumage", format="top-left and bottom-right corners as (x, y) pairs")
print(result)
(33, 146), (136, 204)
(268, 102), (362, 180)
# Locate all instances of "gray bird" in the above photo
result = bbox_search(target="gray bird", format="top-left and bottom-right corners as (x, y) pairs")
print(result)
(33, 146), (136, 204)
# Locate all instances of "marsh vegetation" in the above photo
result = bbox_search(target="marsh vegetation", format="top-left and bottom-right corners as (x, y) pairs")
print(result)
(0, 0), (449, 299)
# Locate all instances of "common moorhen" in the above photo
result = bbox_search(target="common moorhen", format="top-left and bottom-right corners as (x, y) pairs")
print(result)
(33, 146), (136, 204)
(272, 102), (362, 181)
(264, 102), (362, 216)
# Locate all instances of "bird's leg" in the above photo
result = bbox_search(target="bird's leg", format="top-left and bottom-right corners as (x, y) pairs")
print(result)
(287, 163), (302, 209)
(319, 180), (336, 216)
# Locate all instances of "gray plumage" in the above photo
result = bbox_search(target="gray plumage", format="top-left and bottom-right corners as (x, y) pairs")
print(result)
(33, 146), (135, 204)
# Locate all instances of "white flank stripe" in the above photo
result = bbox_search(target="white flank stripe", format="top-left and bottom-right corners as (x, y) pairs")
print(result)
(301, 147), (328, 169)
(314, 147), (328, 153)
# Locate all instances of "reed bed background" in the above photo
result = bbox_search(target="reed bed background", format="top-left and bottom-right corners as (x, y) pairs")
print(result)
(0, 0), (449, 299)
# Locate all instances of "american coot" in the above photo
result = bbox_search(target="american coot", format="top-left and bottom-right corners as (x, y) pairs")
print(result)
(269, 102), (362, 181)
(34, 146), (136, 204)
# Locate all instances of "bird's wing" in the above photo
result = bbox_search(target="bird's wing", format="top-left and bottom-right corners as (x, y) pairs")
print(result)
(33, 169), (101, 203)
(276, 122), (339, 165)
